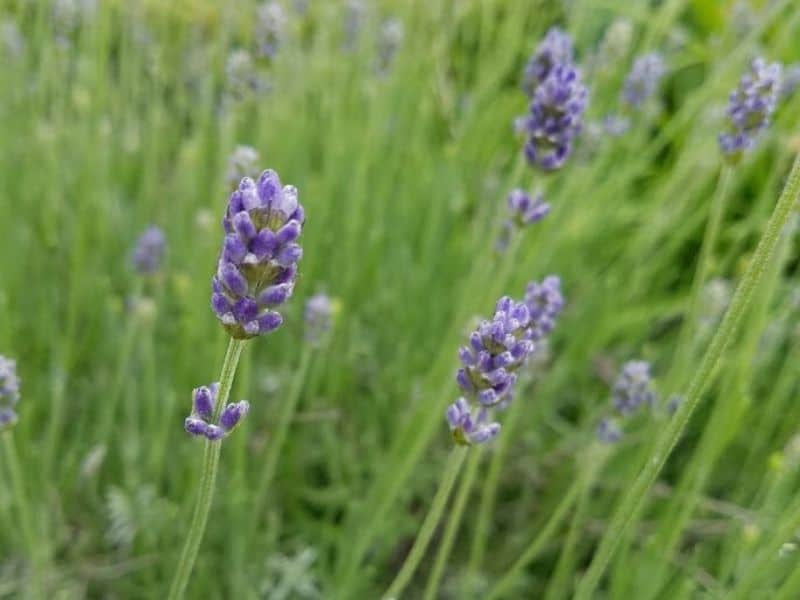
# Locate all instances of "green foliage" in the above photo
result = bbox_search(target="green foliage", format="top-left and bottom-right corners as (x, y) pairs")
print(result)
(1, 0), (799, 598)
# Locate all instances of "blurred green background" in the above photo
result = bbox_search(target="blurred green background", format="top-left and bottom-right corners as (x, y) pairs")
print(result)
(1, 0), (800, 597)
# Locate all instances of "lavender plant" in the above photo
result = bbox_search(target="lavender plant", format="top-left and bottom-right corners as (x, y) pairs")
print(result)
(255, 1), (287, 60)
(168, 168), (305, 600)
(522, 62), (588, 171)
(622, 53), (666, 109)
(130, 226), (166, 275)
(522, 27), (574, 97)
(719, 58), (782, 159)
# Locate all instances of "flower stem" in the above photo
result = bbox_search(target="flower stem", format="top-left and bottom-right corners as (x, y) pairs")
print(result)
(574, 152), (800, 600)
(382, 445), (469, 600)
(2, 431), (45, 599)
(167, 337), (247, 600)
(422, 448), (482, 600)
(248, 344), (313, 537)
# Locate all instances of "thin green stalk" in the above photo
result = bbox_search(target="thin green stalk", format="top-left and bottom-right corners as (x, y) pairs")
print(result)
(574, 153), (800, 600)
(486, 480), (581, 600)
(382, 445), (469, 600)
(422, 448), (482, 600)
(2, 432), (44, 599)
(248, 344), (313, 537)
(167, 337), (247, 600)
(668, 166), (734, 387)
(467, 392), (524, 581)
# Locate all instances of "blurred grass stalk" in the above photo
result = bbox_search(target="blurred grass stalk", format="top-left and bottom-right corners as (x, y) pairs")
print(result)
(575, 150), (800, 599)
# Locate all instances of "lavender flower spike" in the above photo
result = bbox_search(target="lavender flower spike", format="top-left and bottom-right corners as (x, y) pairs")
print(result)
(185, 383), (250, 441)
(596, 417), (622, 444)
(0, 355), (20, 430)
(255, 2), (287, 59)
(523, 64), (588, 171)
(622, 53), (666, 108)
(719, 58), (782, 159)
(522, 27), (574, 97)
(524, 275), (564, 341)
(305, 293), (334, 344)
(131, 226), (166, 275)
(211, 169), (304, 339)
(507, 189), (550, 227)
(612, 360), (657, 415)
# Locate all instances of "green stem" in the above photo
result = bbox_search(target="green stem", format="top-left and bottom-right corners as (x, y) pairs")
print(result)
(3, 432), (44, 599)
(248, 345), (313, 537)
(422, 449), (482, 600)
(382, 445), (469, 600)
(466, 393), (524, 582)
(167, 337), (247, 600)
(574, 153), (800, 600)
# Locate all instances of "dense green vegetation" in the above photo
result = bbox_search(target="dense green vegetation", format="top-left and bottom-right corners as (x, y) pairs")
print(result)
(1, 0), (800, 597)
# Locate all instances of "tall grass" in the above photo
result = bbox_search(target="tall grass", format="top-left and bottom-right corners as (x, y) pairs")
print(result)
(1, 0), (799, 597)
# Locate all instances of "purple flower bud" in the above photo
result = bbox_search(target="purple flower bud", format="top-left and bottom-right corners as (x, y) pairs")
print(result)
(185, 418), (208, 437)
(622, 53), (666, 108)
(204, 425), (225, 441)
(213, 168), (304, 339)
(192, 385), (215, 420)
(522, 27), (574, 97)
(612, 360), (657, 415)
(446, 399), (501, 445)
(506, 189), (550, 227)
(719, 58), (781, 159)
(220, 401), (250, 431)
(305, 293), (334, 344)
(255, 2), (286, 59)
(131, 226), (166, 275)
(597, 417), (622, 444)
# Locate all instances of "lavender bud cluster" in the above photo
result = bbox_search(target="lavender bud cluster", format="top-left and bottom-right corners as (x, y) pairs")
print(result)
(211, 169), (304, 339)
(376, 18), (404, 73)
(0, 355), (20, 430)
(719, 58), (782, 158)
(507, 189), (550, 228)
(447, 277), (564, 445)
(255, 2), (287, 59)
(622, 53), (666, 108)
(305, 293), (334, 345)
(226, 145), (261, 189)
(612, 360), (657, 415)
(184, 383), (250, 441)
(131, 226), (166, 275)
(522, 27), (574, 97)
(522, 63), (588, 171)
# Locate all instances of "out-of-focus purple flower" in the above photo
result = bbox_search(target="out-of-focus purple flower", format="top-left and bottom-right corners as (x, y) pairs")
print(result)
(131, 226), (166, 275)
(603, 114), (630, 137)
(227, 145), (261, 189)
(305, 293), (333, 344)
(225, 49), (268, 99)
(184, 382), (250, 441)
(781, 63), (800, 99)
(255, 2), (287, 59)
(0, 355), (20, 430)
(522, 27), (574, 97)
(522, 64), (588, 171)
(622, 53), (666, 108)
(612, 360), (657, 415)
(524, 275), (564, 341)
(507, 189), (550, 228)
(377, 18), (404, 73)
(446, 398), (500, 445)
(596, 417), (622, 444)
(1, 20), (25, 59)
(211, 169), (304, 339)
(719, 58), (781, 158)
(343, 0), (366, 51)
